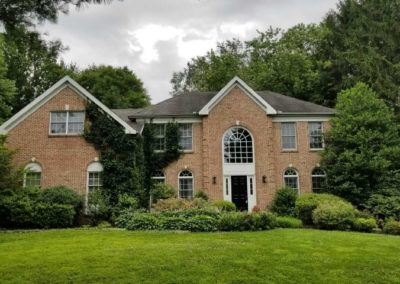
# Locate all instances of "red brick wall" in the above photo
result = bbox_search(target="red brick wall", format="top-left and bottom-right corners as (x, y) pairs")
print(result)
(6, 86), (100, 195)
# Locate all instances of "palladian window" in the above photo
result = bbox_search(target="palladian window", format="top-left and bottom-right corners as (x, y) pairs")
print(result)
(223, 127), (253, 163)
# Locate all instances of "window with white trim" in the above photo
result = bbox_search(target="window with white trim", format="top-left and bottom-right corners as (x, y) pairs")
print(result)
(87, 162), (103, 193)
(311, 168), (327, 192)
(179, 123), (193, 151)
(50, 111), (85, 134)
(178, 170), (193, 199)
(24, 162), (42, 187)
(309, 122), (324, 149)
(223, 127), (253, 163)
(284, 168), (299, 192)
(153, 124), (166, 151)
(281, 122), (296, 150)
(151, 170), (165, 184)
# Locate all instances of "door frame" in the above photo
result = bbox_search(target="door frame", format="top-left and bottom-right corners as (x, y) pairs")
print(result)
(223, 175), (256, 212)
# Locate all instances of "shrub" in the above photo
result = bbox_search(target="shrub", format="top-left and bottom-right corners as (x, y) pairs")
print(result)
(97, 221), (112, 229)
(276, 216), (303, 228)
(112, 193), (139, 218)
(211, 200), (236, 212)
(194, 190), (209, 201)
(383, 219), (400, 235)
(217, 212), (276, 231)
(159, 216), (187, 230)
(0, 195), (34, 228)
(312, 199), (356, 230)
(86, 189), (111, 223)
(184, 215), (217, 232)
(270, 187), (297, 217)
(152, 183), (177, 201)
(295, 193), (343, 225)
(152, 198), (210, 212)
(33, 203), (75, 228)
(365, 194), (400, 221)
(158, 208), (219, 219)
(125, 213), (160, 230)
(352, 218), (377, 233)
(40, 186), (83, 212)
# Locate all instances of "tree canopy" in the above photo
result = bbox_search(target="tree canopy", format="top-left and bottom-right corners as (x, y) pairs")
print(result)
(0, 36), (16, 124)
(321, 83), (400, 206)
(77, 65), (150, 109)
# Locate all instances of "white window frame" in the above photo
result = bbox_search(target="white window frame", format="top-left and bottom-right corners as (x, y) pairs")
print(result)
(311, 168), (327, 192)
(153, 124), (166, 152)
(49, 111), (85, 135)
(151, 170), (165, 184)
(178, 170), (194, 199)
(86, 162), (104, 194)
(179, 123), (193, 152)
(23, 162), (42, 188)
(223, 127), (254, 164)
(309, 122), (324, 150)
(281, 122), (297, 150)
(283, 168), (299, 193)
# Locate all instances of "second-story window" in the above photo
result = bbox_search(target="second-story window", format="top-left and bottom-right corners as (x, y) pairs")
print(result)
(179, 123), (193, 151)
(50, 111), (85, 134)
(309, 122), (324, 149)
(153, 124), (166, 151)
(281, 122), (296, 150)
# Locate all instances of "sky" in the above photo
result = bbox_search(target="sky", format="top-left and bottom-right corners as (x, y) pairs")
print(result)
(39, 0), (339, 103)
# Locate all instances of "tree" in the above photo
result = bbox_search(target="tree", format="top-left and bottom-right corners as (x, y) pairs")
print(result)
(0, 0), (114, 31)
(323, 0), (400, 110)
(0, 35), (16, 124)
(2, 26), (77, 114)
(0, 136), (22, 193)
(321, 83), (400, 206)
(77, 65), (150, 108)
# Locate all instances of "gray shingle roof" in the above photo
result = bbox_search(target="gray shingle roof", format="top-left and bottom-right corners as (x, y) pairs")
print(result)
(111, 108), (144, 132)
(126, 90), (335, 118)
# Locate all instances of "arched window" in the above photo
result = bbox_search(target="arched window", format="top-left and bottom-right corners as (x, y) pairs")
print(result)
(87, 162), (103, 193)
(312, 168), (327, 192)
(178, 170), (193, 199)
(223, 127), (253, 163)
(284, 168), (299, 192)
(152, 170), (165, 184)
(24, 162), (42, 187)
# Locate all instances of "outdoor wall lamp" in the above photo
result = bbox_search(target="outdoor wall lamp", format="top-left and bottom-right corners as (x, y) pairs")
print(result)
(212, 176), (217, 184)
(262, 175), (267, 184)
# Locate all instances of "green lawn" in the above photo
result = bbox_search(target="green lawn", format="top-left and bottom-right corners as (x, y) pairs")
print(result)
(0, 229), (399, 284)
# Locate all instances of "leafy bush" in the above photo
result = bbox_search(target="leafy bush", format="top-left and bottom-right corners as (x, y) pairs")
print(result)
(270, 187), (297, 217)
(365, 194), (400, 221)
(159, 216), (187, 230)
(86, 189), (111, 223)
(276, 216), (303, 228)
(152, 198), (210, 212)
(158, 208), (219, 219)
(218, 212), (276, 231)
(211, 200), (236, 212)
(312, 199), (356, 230)
(33, 203), (75, 228)
(351, 218), (377, 233)
(194, 190), (209, 201)
(125, 213), (160, 230)
(0, 195), (34, 228)
(152, 183), (177, 201)
(295, 193), (343, 225)
(383, 219), (400, 235)
(40, 186), (83, 211)
(184, 215), (217, 232)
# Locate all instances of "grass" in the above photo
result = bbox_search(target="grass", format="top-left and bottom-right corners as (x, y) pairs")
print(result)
(0, 228), (399, 283)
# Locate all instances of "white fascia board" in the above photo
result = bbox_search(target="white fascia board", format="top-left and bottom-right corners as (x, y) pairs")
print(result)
(198, 76), (277, 115)
(149, 117), (202, 124)
(0, 76), (137, 134)
(272, 116), (332, 122)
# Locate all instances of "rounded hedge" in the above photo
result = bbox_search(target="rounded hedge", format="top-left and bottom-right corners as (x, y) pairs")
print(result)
(312, 199), (356, 230)
(383, 219), (400, 235)
(351, 217), (377, 233)
(270, 187), (297, 217)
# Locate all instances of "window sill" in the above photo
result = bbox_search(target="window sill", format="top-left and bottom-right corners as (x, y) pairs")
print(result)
(282, 149), (298, 153)
(48, 133), (83, 137)
(181, 150), (194, 154)
(309, 148), (324, 152)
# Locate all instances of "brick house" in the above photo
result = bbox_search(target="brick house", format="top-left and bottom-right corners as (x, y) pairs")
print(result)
(0, 76), (335, 211)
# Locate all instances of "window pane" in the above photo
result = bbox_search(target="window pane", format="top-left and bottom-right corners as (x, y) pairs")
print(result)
(281, 123), (296, 150)
(179, 178), (193, 199)
(25, 172), (41, 187)
(153, 124), (166, 151)
(309, 122), (324, 149)
(179, 124), (192, 150)
(68, 112), (85, 134)
(50, 112), (67, 134)
(88, 171), (103, 192)
(223, 128), (253, 163)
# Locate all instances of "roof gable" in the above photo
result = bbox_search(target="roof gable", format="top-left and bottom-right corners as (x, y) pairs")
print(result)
(198, 76), (278, 115)
(0, 76), (137, 134)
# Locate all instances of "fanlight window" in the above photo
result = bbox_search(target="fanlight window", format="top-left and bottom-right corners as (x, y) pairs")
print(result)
(24, 162), (42, 188)
(178, 170), (193, 199)
(311, 168), (327, 192)
(223, 127), (253, 163)
(284, 168), (299, 192)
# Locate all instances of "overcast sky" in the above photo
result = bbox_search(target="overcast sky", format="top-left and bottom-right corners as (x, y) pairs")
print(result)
(39, 0), (338, 103)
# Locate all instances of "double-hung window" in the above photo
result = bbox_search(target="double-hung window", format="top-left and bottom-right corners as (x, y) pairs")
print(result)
(153, 124), (166, 151)
(50, 111), (85, 134)
(309, 122), (324, 149)
(179, 123), (193, 151)
(281, 122), (296, 150)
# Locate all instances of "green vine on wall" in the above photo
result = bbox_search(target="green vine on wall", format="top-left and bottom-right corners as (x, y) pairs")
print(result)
(84, 103), (182, 208)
